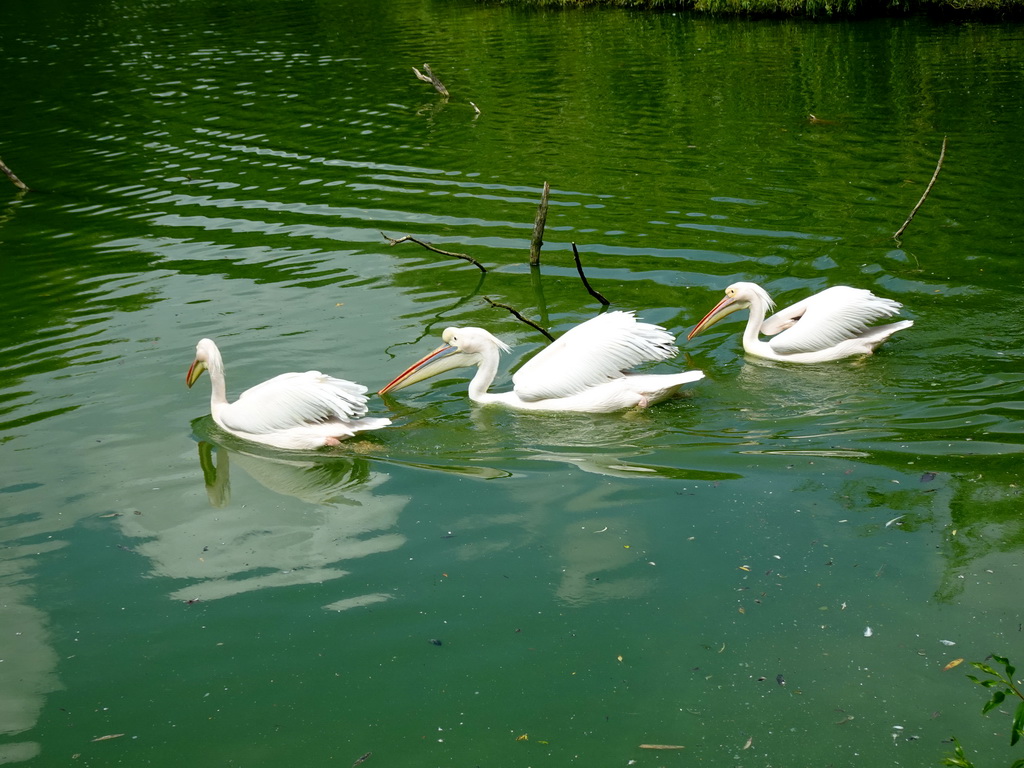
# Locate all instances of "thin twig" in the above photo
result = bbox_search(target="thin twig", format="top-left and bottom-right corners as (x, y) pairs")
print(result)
(529, 181), (550, 267)
(381, 232), (486, 273)
(894, 136), (947, 242)
(571, 242), (610, 306)
(483, 297), (554, 341)
(0, 157), (30, 192)
(412, 64), (449, 98)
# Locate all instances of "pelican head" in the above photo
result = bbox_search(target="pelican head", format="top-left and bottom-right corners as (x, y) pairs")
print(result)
(379, 326), (511, 394)
(687, 282), (775, 339)
(186, 338), (217, 388)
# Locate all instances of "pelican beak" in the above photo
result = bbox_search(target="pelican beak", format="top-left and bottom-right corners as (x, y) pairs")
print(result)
(379, 344), (473, 394)
(687, 294), (746, 340)
(186, 358), (207, 388)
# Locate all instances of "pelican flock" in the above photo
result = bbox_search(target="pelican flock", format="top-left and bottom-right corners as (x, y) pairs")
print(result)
(185, 281), (914, 449)
(186, 338), (391, 450)
(379, 311), (705, 413)
(688, 282), (913, 363)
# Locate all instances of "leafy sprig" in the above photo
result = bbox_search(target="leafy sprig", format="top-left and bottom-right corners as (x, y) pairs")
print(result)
(944, 654), (1024, 768)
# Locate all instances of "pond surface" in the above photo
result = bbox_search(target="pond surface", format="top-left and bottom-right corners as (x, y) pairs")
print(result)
(1, 0), (1023, 765)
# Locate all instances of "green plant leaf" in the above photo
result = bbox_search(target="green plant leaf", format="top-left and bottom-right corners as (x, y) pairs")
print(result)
(941, 756), (973, 768)
(1009, 759), (1024, 768)
(992, 654), (1009, 666)
(1007, 664), (1016, 678)
(972, 663), (1000, 677)
(982, 690), (1005, 714)
(1011, 700), (1024, 747)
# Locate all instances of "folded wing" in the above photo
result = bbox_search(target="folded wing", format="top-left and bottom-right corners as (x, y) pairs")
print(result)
(764, 286), (905, 355)
(221, 372), (370, 434)
(512, 311), (678, 402)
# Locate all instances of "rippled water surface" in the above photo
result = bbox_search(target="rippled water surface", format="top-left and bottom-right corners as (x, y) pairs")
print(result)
(2, 1), (1023, 765)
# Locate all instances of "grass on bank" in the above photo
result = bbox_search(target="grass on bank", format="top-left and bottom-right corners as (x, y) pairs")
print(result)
(477, 0), (1024, 16)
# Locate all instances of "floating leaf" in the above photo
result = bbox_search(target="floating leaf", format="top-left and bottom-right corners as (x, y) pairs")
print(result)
(943, 658), (964, 671)
(516, 733), (528, 741)
(91, 734), (125, 742)
(743, 735), (753, 749)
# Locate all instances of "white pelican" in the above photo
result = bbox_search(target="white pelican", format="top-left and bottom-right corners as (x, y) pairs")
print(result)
(186, 338), (391, 450)
(687, 282), (913, 363)
(379, 311), (704, 413)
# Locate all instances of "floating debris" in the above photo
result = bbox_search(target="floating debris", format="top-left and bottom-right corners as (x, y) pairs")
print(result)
(939, 639), (956, 646)
(864, 627), (874, 637)
(639, 744), (685, 750)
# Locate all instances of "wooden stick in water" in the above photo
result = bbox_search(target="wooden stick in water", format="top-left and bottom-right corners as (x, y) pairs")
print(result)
(529, 181), (550, 267)
(572, 242), (610, 306)
(412, 64), (449, 98)
(483, 297), (554, 341)
(381, 232), (486, 273)
(894, 136), (947, 241)
(0, 157), (30, 192)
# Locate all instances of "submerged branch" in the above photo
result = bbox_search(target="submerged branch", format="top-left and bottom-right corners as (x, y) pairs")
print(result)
(529, 181), (550, 267)
(381, 232), (486, 273)
(894, 136), (947, 241)
(0, 157), (30, 192)
(571, 242), (610, 306)
(483, 297), (554, 341)
(412, 63), (450, 98)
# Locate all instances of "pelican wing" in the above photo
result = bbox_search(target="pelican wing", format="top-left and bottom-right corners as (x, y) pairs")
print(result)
(512, 311), (678, 402)
(220, 372), (370, 434)
(765, 287), (904, 354)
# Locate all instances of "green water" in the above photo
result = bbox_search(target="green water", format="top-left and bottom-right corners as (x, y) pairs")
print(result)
(2, 0), (1023, 765)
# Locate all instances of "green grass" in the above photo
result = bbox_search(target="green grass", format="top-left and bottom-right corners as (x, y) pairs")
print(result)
(477, 0), (1024, 16)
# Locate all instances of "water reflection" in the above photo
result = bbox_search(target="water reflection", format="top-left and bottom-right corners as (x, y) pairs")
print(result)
(0, 544), (59, 765)
(118, 438), (408, 608)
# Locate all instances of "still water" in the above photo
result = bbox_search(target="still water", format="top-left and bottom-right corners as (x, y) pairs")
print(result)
(2, 0), (1023, 765)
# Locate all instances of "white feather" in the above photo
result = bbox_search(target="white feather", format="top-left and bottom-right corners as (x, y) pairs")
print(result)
(187, 338), (390, 450)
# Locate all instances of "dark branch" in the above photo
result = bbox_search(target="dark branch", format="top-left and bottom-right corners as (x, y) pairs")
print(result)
(381, 232), (486, 273)
(571, 242), (610, 306)
(483, 297), (554, 341)
(894, 136), (947, 242)
(529, 181), (550, 267)
(412, 64), (450, 98)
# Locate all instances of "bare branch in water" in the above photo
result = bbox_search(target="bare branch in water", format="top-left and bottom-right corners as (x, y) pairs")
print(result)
(894, 136), (947, 242)
(529, 181), (550, 267)
(572, 242), (610, 306)
(381, 232), (486, 273)
(483, 297), (554, 341)
(412, 64), (450, 98)
(0, 157), (30, 192)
